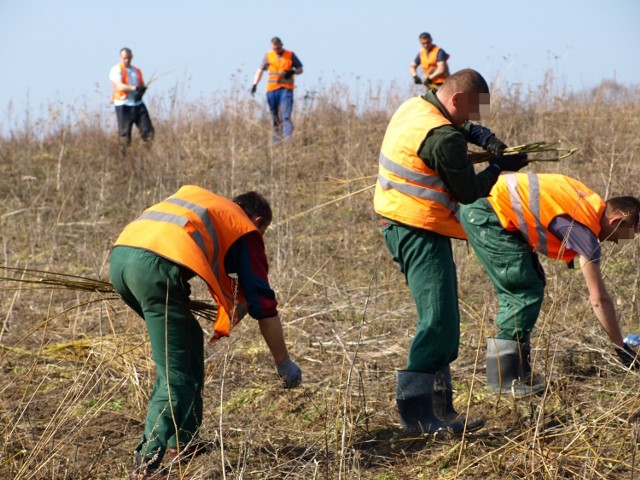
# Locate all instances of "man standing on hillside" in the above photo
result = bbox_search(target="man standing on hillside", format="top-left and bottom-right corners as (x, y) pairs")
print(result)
(251, 37), (303, 142)
(109, 47), (154, 154)
(460, 174), (640, 396)
(110, 187), (302, 478)
(374, 68), (529, 434)
(410, 32), (450, 89)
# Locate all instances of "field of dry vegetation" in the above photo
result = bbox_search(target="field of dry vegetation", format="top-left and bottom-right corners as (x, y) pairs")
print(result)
(1, 79), (640, 479)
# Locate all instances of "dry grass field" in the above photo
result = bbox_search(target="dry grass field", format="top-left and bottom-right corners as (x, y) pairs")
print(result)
(1, 79), (639, 479)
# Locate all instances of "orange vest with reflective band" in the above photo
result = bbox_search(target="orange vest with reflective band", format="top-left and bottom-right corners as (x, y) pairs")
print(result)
(419, 45), (449, 85)
(113, 185), (258, 342)
(374, 96), (466, 239)
(112, 64), (144, 102)
(266, 50), (294, 92)
(486, 173), (605, 263)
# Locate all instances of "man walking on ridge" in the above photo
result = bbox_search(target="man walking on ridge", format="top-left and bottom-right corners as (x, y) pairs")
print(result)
(251, 36), (303, 142)
(374, 68), (529, 434)
(460, 173), (640, 396)
(110, 187), (302, 479)
(410, 32), (450, 89)
(109, 47), (155, 154)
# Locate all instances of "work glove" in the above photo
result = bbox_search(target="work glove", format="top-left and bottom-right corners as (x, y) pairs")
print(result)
(276, 355), (302, 389)
(283, 69), (295, 79)
(466, 124), (505, 151)
(490, 153), (529, 172)
(615, 344), (640, 369)
(250, 84), (257, 96)
(485, 135), (508, 156)
(133, 85), (147, 102)
(413, 75), (422, 85)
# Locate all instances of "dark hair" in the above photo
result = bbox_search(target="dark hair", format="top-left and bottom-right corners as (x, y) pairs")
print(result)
(606, 196), (640, 225)
(418, 32), (432, 40)
(271, 36), (283, 46)
(233, 191), (273, 226)
(440, 68), (489, 94)
(120, 47), (132, 56)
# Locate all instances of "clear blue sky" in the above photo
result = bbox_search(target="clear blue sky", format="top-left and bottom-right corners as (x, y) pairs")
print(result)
(1, 0), (639, 131)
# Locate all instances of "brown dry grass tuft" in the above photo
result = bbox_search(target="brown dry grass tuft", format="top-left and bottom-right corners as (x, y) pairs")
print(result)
(1, 78), (639, 479)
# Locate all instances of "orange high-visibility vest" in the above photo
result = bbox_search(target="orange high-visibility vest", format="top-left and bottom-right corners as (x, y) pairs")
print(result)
(374, 96), (466, 239)
(419, 45), (449, 85)
(113, 185), (258, 342)
(112, 64), (144, 102)
(266, 50), (294, 92)
(487, 173), (605, 263)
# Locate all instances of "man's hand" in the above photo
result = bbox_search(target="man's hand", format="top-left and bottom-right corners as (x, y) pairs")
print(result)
(485, 135), (508, 156)
(133, 85), (147, 102)
(491, 153), (529, 172)
(283, 69), (295, 79)
(466, 124), (506, 152)
(276, 355), (302, 388)
(413, 75), (422, 85)
(615, 344), (640, 369)
(250, 84), (257, 96)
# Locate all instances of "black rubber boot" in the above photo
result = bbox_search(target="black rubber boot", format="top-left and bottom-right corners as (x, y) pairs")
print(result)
(433, 365), (484, 432)
(396, 370), (465, 434)
(486, 338), (544, 396)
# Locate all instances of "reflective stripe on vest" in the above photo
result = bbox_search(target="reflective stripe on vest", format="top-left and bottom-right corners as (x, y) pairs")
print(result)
(488, 173), (605, 262)
(113, 185), (257, 341)
(136, 200), (219, 277)
(378, 153), (459, 216)
(266, 50), (294, 91)
(374, 96), (465, 238)
(505, 173), (548, 255)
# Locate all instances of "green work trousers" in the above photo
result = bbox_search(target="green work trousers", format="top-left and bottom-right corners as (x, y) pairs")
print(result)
(460, 198), (545, 343)
(382, 222), (459, 373)
(109, 246), (204, 469)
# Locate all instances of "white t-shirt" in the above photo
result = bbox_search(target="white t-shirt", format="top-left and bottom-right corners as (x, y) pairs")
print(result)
(109, 64), (143, 106)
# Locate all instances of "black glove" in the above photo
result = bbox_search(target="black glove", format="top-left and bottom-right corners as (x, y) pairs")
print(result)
(413, 75), (422, 85)
(276, 356), (302, 388)
(467, 124), (503, 150)
(133, 85), (147, 102)
(485, 135), (508, 156)
(250, 84), (257, 96)
(283, 69), (295, 79)
(615, 344), (640, 369)
(491, 153), (529, 172)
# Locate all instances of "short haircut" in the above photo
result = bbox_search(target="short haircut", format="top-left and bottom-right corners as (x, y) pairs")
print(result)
(440, 68), (489, 94)
(418, 32), (432, 41)
(233, 191), (273, 225)
(271, 36), (283, 46)
(120, 47), (132, 56)
(606, 196), (640, 226)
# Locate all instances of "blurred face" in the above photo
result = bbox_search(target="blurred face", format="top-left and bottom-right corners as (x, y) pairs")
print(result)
(451, 92), (491, 125)
(272, 42), (284, 55)
(600, 217), (638, 244)
(120, 50), (132, 67)
(419, 37), (433, 50)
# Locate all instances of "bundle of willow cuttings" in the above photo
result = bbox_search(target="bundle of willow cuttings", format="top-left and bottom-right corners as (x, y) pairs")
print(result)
(468, 140), (578, 164)
(0, 266), (218, 322)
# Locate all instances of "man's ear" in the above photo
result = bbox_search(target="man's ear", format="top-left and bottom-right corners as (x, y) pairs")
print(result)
(450, 91), (460, 108)
(251, 215), (264, 228)
(607, 212), (625, 226)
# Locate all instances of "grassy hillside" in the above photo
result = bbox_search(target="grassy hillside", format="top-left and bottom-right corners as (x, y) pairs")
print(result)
(0, 80), (639, 479)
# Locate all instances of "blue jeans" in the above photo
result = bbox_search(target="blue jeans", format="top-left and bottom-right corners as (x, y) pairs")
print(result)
(266, 88), (294, 141)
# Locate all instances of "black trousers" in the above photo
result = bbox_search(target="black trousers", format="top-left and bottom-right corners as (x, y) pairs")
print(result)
(115, 103), (155, 143)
